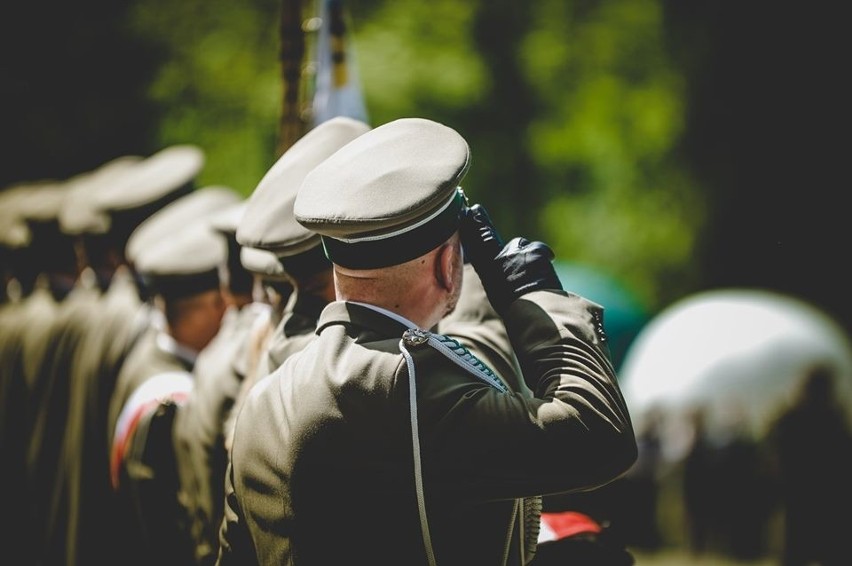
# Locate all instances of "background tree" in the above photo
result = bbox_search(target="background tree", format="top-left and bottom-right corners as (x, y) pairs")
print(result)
(2, 0), (849, 338)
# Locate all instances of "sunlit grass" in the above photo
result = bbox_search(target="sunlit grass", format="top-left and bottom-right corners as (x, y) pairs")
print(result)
(631, 548), (776, 565)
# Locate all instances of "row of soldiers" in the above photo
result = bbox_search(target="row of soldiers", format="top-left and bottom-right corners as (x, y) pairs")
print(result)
(0, 117), (635, 565)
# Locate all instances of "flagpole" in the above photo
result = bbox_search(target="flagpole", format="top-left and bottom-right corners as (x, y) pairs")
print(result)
(276, 0), (309, 157)
(276, 0), (368, 157)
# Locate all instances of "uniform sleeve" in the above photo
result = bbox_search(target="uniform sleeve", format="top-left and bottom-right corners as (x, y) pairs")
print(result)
(437, 264), (528, 396)
(420, 289), (637, 500)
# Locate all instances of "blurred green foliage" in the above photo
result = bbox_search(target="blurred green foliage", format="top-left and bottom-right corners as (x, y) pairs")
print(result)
(119, 0), (704, 312)
(0, 0), (712, 322)
(127, 0), (284, 194)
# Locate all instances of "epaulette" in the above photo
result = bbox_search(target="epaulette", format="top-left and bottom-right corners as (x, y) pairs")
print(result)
(401, 328), (509, 393)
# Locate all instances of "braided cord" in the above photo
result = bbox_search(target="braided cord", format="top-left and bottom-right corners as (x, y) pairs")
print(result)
(400, 339), (437, 566)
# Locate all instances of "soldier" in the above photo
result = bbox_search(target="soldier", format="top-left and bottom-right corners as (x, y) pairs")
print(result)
(12, 179), (80, 563)
(95, 145), (206, 298)
(230, 115), (531, 453)
(231, 245), (293, 388)
(55, 147), (205, 566)
(218, 117), (637, 565)
(32, 158), (145, 565)
(235, 116), (371, 377)
(107, 184), (243, 471)
(171, 117), (370, 565)
(107, 188), (239, 566)
(0, 186), (42, 561)
(220, 245), (293, 452)
(172, 200), (271, 566)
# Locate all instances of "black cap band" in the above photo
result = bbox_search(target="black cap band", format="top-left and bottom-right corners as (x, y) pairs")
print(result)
(280, 243), (331, 278)
(320, 190), (465, 269)
(143, 268), (220, 301)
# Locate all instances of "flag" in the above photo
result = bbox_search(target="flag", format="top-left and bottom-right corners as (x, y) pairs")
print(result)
(310, 0), (369, 127)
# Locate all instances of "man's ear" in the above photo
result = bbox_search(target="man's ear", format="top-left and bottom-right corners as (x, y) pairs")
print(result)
(434, 242), (457, 293)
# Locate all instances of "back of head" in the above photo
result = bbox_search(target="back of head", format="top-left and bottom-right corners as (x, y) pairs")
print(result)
(14, 179), (78, 298)
(134, 209), (234, 352)
(58, 156), (144, 283)
(0, 185), (37, 296)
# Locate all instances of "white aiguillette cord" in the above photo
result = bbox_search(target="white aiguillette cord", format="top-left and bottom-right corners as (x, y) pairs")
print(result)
(400, 329), (437, 566)
(400, 327), (512, 566)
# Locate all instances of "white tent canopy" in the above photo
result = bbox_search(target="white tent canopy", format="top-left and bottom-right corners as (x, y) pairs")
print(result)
(619, 289), (852, 458)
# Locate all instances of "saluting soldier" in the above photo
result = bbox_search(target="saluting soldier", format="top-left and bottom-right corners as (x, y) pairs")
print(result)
(236, 115), (552, 562)
(230, 116), (548, 562)
(107, 187), (239, 566)
(218, 117), (637, 565)
(55, 147), (204, 566)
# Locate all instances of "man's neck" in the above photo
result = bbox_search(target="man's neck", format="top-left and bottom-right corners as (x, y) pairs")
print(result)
(347, 301), (422, 330)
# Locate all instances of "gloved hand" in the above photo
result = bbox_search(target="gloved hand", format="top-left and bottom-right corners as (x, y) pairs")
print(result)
(460, 204), (563, 314)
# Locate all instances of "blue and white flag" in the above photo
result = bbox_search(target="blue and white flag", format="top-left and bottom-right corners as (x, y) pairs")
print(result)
(311, 0), (369, 127)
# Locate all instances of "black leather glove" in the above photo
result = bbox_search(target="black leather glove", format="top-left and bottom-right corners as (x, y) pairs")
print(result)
(460, 204), (563, 313)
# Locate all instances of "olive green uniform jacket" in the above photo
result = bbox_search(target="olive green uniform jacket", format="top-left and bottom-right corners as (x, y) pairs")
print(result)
(224, 290), (331, 453)
(218, 288), (637, 565)
(0, 282), (57, 560)
(59, 268), (150, 566)
(30, 272), (102, 565)
(106, 323), (198, 566)
(173, 301), (272, 565)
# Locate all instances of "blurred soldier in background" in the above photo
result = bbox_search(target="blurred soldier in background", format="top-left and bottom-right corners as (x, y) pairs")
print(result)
(34, 157), (143, 565)
(172, 199), (271, 566)
(220, 246), (293, 452)
(56, 146), (204, 566)
(108, 188), (238, 566)
(0, 185), (43, 561)
(14, 179), (78, 564)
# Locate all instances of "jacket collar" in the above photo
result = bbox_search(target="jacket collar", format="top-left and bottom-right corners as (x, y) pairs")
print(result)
(316, 300), (415, 339)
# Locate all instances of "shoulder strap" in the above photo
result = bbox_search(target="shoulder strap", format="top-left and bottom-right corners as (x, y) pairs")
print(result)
(403, 328), (509, 393)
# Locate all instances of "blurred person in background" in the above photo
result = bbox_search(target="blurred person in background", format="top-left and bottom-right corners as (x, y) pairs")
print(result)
(767, 363), (852, 566)
(13, 179), (79, 564)
(682, 405), (720, 557)
(58, 146), (205, 566)
(107, 187), (239, 566)
(0, 184), (48, 561)
(171, 199), (272, 566)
